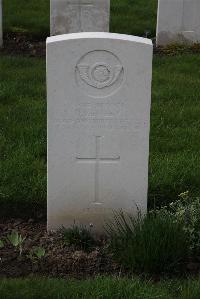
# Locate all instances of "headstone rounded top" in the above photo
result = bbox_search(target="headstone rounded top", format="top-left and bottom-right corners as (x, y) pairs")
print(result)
(47, 32), (152, 46)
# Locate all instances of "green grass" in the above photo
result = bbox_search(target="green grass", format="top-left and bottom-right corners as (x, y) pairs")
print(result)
(3, 0), (50, 39)
(111, 0), (158, 36)
(107, 211), (188, 274)
(0, 54), (199, 216)
(60, 225), (96, 252)
(0, 56), (46, 217)
(0, 276), (200, 299)
(150, 54), (200, 206)
(3, 0), (158, 38)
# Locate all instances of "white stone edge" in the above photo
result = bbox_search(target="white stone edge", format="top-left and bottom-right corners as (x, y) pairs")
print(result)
(46, 32), (152, 46)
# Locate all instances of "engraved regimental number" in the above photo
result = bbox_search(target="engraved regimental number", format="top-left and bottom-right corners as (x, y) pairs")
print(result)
(76, 50), (124, 97)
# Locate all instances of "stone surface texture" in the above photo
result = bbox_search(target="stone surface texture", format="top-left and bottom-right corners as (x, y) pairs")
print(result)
(47, 32), (153, 232)
(156, 0), (200, 46)
(50, 0), (110, 35)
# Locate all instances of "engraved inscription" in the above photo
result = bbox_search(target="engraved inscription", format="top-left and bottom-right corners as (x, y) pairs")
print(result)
(76, 50), (124, 98)
(75, 102), (126, 119)
(59, 99), (136, 131)
(68, 0), (93, 6)
(56, 118), (133, 131)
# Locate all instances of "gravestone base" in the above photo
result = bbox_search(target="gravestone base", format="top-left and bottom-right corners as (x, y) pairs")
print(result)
(157, 31), (196, 46)
(156, 0), (200, 46)
(48, 206), (113, 233)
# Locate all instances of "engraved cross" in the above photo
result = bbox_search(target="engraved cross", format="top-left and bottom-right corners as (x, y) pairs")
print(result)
(68, 0), (93, 31)
(76, 136), (120, 204)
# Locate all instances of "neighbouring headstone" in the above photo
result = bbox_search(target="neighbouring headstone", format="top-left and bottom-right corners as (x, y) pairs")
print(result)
(50, 0), (110, 35)
(156, 0), (200, 46)
(47, 32), (152, 232)
(0, 0), (2, 47)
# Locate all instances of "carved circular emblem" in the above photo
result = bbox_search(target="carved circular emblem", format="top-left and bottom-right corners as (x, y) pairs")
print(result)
(92, 64), (111, 84)
(76, 50), (124, 97)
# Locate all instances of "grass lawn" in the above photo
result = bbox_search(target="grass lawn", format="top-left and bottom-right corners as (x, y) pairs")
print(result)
(0, 56), (46, 216)
(3, 0), (158, 38)
(1, 0), (200, 293)
(0, 276), (200, 299)
(150, 54), (200, 206)
(0, 54), (199, 216)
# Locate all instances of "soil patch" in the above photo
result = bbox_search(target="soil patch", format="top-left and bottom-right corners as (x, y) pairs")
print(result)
(0, 219), (200, 279)
(1, 33), (200, 58)
(0, 219), (120, 279)
(0, 33), (46, 57)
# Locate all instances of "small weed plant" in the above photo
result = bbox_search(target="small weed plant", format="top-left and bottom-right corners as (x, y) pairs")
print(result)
(28, 246), (46, 261)
(60, 225), (95, 252)
(28, 246), (46, 271)
(0, 240), (4, 249)
(33, 247), (45, 259)
(160, 191), (200, 255)
(7, 231), (26, 256)
(106, 211), (188, 274)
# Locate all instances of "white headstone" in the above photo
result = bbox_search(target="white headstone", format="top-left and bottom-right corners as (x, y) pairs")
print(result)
(50, 0), (110, 35)
(156, 0), (200, 46)
(0, 0), (2, 47)
(47, 32), (152, 232)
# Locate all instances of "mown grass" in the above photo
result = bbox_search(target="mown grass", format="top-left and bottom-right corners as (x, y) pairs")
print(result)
(0, 56), (46, 217)
(3, 0), (158, 38)
(111, 0), (158, 36)
(0, 54), (199, 216)
(150, 54), (200, 206)
(0, 276), (200, 299)
(3, 0), (50, 39)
